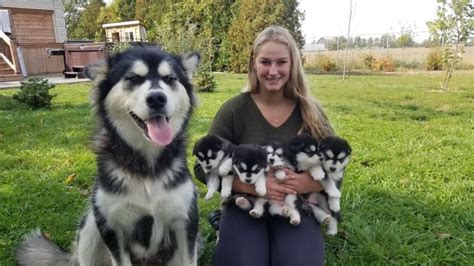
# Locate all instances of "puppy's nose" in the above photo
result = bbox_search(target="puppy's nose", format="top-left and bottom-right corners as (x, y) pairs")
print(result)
(205, 165), (212, 170)
(329, 166), (336, 172)
(245, 178), (252, 183)
(146, 91), (167, 109)
(269, 158), (275, 163)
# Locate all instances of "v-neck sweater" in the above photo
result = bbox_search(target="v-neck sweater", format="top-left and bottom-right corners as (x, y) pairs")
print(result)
(208, 92), (303, 145)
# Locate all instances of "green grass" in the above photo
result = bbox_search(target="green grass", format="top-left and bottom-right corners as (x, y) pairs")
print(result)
(1, 72), (473, 265)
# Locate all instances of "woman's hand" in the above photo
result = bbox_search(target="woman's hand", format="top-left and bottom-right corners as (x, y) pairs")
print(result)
(264, 171), (297, 201)
(277, 168), (323, 194)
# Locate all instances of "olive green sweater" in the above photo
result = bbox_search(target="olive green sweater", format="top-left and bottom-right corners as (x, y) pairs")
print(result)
(194, 92), (305, 184)
(208, 92), (304, 145)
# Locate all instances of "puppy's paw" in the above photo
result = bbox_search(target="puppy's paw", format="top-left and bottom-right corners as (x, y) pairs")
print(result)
(326, 188), (341, 199)
(319, 214), (331, 224)
(310, 167), (325, 181)
(281, 206), (291, 217)
(290, 212), (301, 226)
(204, 191), (214, 200)
(326, 228), (337, 236)
(328, 198), (341, 212)
(235, 197), (251, 210)
(255, 186), (266, 196)
(249, 209), (263, 218)
(220, 188), (231, 199)
(274, 170), (286, 181)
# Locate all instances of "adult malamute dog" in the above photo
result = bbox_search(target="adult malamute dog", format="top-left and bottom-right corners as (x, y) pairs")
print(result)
(16, 46), (200, 265)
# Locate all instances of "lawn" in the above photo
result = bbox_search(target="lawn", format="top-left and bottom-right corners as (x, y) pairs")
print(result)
(1, 72), (473, 265)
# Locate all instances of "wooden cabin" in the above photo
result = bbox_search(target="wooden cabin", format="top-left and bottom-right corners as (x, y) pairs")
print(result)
(0, 0), (66, 81)
(102, 21), (147, 43)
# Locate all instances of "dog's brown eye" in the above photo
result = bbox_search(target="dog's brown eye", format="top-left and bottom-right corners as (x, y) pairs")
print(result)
(127, 74), (144, 83)
(162, 75), (176, 84)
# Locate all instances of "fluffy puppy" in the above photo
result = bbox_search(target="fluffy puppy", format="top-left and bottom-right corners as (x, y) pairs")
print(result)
(193, 135), (235, 199)
(304, 136), (352, 235)
(231, 144), (268, 218)
(263, 141), (300, 225)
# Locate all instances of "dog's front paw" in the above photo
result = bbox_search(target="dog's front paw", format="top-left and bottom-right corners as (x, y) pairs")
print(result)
(220, 188), (231, 199)
(310, 167), (325, 181)
(204, 190), (214, 200)
(274, 170), (286, 181)
(255, 186), (266, 196)
(326, 188), (341, 199)
(319, 214), (331, 224)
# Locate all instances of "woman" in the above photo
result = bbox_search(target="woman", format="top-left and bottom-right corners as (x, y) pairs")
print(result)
(195, 25), (333, 266)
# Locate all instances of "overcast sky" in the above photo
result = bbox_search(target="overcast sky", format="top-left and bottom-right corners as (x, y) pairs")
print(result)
(299, 0), (439, 42)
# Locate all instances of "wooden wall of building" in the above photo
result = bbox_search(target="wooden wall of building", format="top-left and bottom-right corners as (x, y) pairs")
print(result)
(21, 43), (64, 75)
(9, 8), (55, 44)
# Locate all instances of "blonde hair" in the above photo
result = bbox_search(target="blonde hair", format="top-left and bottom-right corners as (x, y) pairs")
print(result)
(246, 25), (333, 139)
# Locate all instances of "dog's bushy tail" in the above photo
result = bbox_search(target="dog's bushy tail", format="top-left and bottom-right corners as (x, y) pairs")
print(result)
(16, 230), (73, 266)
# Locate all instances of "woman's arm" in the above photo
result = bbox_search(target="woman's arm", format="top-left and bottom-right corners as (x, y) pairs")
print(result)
(232, 173), (298, 202)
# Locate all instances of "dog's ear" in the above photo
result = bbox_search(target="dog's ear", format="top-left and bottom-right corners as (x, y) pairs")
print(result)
(85, 60), (108, 83)
(181, 52), (200, 79)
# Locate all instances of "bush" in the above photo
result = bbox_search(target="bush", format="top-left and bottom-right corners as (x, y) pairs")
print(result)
(12, 77), (56, 109)
(425, 48), (443, 71)
(195, 70), (217, 92)
(317, 55), (337, 72)
(371, 57), (396, 72)
(362, 53), (376, 69)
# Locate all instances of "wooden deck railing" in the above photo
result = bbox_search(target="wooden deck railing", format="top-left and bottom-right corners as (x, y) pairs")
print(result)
(0, 31), (20, 74)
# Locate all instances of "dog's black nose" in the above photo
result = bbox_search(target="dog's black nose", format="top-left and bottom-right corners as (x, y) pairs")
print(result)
(146, 91), (167, 109)
(329, 166), (336, 172)
(245, 178), (252, 183)
(205, 165), (212, 170)
(269, 158), (275, 163)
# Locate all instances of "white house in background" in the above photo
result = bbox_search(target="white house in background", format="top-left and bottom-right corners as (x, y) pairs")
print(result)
(102, 20), (147, 43)
(304, 37), (328, 51)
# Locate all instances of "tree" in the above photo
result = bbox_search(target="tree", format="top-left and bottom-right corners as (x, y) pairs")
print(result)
(63, 0), (88, 39)
(427, 0), (474, 90)
(68, 0), (105, 40)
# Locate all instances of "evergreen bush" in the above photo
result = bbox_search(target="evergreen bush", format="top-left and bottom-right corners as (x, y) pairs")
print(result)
(12, 77), (56, 109)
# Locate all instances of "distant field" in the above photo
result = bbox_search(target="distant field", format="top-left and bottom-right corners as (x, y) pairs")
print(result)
(304, 46), (474, 71)
(1, 72), (473, 265)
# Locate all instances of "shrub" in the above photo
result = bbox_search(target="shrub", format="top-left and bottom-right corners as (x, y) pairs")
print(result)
(362, 54), (376, 69)
(425, 48), (443, 71)
(195, 70), (217, 92)
(317, 55), (337, 72)
(371, 57), (395, 72)
(12, 77), (56, 109)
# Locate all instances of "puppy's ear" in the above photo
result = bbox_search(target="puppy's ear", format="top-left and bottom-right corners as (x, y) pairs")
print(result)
(181, 52), (200, 79)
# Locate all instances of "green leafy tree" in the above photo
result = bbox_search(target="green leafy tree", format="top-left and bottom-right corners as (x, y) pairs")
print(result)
(68, 0), (105, 40)
(63, 0), (88, 39)
(427, 0), (474, 90)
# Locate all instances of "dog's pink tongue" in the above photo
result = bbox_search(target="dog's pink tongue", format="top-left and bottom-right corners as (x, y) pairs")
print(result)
(146, 116), (173, 146)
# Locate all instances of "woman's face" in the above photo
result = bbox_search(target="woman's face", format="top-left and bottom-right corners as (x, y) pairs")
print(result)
(253, 41), (291, 93)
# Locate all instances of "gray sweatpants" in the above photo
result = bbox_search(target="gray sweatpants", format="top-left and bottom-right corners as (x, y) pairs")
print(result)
(213, 203), (325, 266)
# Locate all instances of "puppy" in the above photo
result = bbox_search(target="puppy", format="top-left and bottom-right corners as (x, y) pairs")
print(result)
(232, 144), (268, 218)
(263, 141), (301, 225)
(193, 135), (235, 199)
(304, 136), (352, 235)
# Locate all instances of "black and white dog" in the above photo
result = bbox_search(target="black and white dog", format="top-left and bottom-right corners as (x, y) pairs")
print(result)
(16, 46), (200, 265)
(263, 141), (301, 225)
(193, 134), (235, 199)
(290, 135), (351, 235)
(229, 144), (269, 218)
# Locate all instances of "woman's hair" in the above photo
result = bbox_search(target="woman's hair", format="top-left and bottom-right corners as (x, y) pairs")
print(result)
(246, 25), (333, 139)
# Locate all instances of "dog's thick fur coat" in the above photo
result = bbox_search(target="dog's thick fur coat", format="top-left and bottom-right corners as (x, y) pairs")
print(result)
(16, 46), (200, 266)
